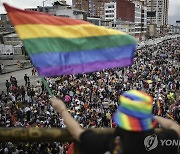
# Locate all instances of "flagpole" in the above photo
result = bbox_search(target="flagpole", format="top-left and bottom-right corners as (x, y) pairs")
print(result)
(40, 76), (53, 97)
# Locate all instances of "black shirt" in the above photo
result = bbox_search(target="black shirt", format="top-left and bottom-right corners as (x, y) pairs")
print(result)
(174, 108), (180, 124)
(80, 128), (179, 154)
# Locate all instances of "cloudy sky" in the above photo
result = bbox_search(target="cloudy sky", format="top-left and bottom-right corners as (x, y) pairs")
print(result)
(0, 0), (179, 25)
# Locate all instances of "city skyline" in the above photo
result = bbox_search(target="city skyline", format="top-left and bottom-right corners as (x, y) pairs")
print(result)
(0, 0), (179, 25)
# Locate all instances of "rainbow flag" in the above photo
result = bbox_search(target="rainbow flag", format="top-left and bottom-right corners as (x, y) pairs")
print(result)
(155, 100), (162, 115)
(166, 113), (174, 120)
(4, 4), (136, 77)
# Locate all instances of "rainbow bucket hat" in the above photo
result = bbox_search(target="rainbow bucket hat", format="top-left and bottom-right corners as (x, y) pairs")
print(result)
(113, 90), (157, 131)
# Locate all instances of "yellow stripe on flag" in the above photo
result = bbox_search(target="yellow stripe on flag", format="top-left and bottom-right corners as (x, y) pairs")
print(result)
(15, 24), (126, 39)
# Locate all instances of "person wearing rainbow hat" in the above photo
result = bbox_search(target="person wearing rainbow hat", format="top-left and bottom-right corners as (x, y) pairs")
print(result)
(50, 90), (180, 154)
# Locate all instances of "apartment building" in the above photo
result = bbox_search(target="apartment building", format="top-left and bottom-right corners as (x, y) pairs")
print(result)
(146, 0), (169, 33)
(0, 14), (14, 32)
(104, 2), (116, 21)
(72, 0), (112, 17)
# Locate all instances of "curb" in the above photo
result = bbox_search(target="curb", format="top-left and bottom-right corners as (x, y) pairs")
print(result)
(1, 61), (31, 67)
(1, 66), (32, 74)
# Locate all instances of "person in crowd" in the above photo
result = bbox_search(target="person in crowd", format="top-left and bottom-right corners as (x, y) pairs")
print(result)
(24, 74), (28, 86)
(5, 80), (10, 94)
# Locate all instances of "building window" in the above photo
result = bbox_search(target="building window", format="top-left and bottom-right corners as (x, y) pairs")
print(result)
(5, 37), (11, 42)
(108, 6), (114, 8)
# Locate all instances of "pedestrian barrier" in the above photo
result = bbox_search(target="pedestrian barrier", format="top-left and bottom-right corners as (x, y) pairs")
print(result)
(0, 128), (114, 154)
(0, 128), (161, 153)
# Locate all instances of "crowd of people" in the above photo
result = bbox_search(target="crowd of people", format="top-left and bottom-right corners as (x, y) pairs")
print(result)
(0, 37), (179, 153)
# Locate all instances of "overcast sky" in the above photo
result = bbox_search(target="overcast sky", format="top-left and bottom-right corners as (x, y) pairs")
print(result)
(0, 0), (179, 25)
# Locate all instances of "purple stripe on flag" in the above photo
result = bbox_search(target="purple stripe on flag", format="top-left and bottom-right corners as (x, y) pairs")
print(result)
(37, 58), (133, 77)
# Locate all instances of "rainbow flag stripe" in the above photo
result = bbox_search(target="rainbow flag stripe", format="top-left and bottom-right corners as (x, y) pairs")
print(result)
(4, 4), (136, 77)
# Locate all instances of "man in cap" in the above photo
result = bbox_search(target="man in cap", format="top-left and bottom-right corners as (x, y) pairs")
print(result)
(51, 90), (180, 154)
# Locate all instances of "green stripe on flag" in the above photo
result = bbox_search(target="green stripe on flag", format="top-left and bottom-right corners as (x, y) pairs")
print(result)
(23, 34), (136, 54)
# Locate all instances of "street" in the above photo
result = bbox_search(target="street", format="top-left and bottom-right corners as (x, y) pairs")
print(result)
(0, 68), (40, 92)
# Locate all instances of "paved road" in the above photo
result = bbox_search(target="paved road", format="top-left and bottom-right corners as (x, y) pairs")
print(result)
(0, 68), (40, 92)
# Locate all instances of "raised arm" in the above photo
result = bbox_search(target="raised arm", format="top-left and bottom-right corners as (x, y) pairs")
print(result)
(50, 97), (84, 141)
(155, 116), (180, 137)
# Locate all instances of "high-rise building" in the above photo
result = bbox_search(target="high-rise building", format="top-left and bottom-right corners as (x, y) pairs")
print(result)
(72, 0), (112, 17)
(163, 0), (169, 25)
(116, 0), (147, 40)
(116, 0), (135, 22)
(104, 2), (116, 21)
(140, 0), (147, 39)
(146, 0), (169, 33)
